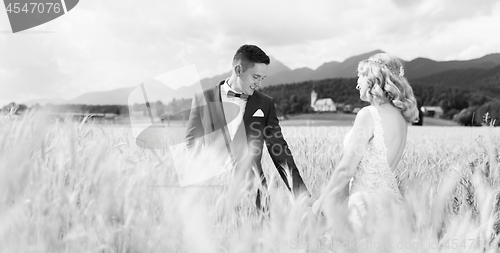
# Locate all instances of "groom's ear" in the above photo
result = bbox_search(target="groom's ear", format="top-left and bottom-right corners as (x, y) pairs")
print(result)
(234, 64), (242, 76)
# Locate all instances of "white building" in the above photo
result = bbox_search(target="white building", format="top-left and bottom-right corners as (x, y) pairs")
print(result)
(422, 106), (443, 118)
(311, 90), (337, 112)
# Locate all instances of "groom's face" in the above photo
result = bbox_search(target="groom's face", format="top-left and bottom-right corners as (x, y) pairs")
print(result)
(235, 63), (268, 96)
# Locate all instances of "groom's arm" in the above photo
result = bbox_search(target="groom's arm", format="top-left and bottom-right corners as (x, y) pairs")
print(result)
(264, 99), (310, 198)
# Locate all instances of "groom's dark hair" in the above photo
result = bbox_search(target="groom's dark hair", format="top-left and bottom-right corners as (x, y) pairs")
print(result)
(233, 44), (270, 72)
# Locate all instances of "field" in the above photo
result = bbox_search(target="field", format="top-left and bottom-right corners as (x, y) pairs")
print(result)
(279, 113), (459, 127)
(115, 112), (459, 128)
(1, 113), (499, 253)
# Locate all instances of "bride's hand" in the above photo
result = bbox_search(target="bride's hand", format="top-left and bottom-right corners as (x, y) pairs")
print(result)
(311, 198), (323, 215)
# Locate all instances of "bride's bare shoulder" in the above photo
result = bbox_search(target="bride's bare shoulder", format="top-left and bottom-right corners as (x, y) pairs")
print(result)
(352, 106), (374, 127)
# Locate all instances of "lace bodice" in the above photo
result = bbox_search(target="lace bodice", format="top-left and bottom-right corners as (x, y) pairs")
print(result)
(344, 106), (404, 210)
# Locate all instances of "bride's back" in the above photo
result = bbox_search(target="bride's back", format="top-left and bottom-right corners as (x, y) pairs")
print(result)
(373, 104), (408, 170)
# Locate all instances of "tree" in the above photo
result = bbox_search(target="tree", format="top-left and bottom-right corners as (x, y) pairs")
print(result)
(469, 94), (488, 107)
(453, 108), (479, 126)
(279, 99), (290, 117)
(289, 95), (301, 114)
(154, 101), (165, 117)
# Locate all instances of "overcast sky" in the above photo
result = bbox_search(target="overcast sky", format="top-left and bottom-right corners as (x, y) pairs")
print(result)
(1, 0), (499, 106)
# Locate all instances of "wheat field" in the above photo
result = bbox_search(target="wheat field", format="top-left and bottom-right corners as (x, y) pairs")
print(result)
(1, 113), (499, 253)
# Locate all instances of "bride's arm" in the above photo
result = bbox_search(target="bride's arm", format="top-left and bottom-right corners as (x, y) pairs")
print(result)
(313, 107), (374, 211)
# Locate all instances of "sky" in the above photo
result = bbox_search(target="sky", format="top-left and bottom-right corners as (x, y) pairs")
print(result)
(1, 0), (499, 106)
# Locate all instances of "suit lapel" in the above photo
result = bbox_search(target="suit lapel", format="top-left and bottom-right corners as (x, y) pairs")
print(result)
(212, 83), (228, 131)
(209, 82), (236, 164)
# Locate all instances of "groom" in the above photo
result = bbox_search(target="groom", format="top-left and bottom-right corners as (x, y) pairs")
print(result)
(185, 44), (310, 208)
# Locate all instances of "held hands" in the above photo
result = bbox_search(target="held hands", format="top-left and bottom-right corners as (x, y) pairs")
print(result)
(300, 196), (319, 223)
(311, 197), (324, 215)
(303, 196), (315, 208)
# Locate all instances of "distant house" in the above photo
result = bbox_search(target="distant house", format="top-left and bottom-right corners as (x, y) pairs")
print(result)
(422, 106), (443, 118)
(311, 90), (337, 112)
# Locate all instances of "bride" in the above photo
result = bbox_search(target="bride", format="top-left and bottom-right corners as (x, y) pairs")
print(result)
(312, 53), (419, 236)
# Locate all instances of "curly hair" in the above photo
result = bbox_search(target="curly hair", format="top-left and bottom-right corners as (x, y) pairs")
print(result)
(357, 53), (419, 123)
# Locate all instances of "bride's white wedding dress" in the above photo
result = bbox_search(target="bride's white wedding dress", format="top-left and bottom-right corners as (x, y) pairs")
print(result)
(344, 106), (407, 234)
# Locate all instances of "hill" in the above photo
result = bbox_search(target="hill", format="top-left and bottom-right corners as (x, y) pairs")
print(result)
(411, 64), (500, 100)
(23, 50), (500, 106)
(404, 54), (500, 79)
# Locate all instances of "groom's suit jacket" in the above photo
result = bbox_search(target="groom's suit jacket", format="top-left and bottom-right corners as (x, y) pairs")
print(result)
(185, 80), (309, 198)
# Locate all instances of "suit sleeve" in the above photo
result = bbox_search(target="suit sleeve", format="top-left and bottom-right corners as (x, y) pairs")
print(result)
(185, 93), (203, 149)
(264, 99), (310, 198)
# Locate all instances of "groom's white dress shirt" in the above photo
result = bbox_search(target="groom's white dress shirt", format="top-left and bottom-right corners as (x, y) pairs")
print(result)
(221, 79), (246, 141)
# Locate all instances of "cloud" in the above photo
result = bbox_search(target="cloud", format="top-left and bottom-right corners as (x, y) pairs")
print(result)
(0, 0), (498, 105)
(206, 0), (347, 47)
(391, 0), (424, 9)
(0, 34), (71, 103)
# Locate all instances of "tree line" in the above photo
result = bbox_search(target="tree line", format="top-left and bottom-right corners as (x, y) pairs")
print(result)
(3, 77), (498, 126)
(260, 78), (499, 126)
(3, 98), (193, 121)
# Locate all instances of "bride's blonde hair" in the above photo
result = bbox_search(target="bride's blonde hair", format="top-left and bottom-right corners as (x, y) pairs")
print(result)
(357, 53), (419, 123)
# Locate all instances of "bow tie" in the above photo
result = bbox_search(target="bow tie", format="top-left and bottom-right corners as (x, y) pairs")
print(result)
(227, 90), (249, 100)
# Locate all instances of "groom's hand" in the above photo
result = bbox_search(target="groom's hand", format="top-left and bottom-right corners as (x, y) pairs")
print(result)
(303, 196), (314, 208)
(311, 198), (323, 215)
(296, 192), (314, 207)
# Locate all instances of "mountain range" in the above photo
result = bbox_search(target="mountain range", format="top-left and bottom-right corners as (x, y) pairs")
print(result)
(25, 50), (500, 106)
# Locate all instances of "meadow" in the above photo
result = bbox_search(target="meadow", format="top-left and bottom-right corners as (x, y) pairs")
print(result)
(0, 113), (499, 253)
